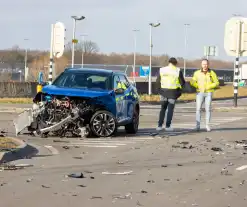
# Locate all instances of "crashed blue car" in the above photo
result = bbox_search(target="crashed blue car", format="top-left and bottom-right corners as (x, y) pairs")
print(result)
(14, 68), (140, 138)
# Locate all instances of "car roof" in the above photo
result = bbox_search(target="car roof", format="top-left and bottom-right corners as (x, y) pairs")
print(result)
(64, 68), (126, 75)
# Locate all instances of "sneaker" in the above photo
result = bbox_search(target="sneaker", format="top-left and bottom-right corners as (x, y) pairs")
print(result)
(165, 127), (174, 132)
(195, 126), (200, 132)
(206, 125), (211, 132)
(156, 127), (163, 131)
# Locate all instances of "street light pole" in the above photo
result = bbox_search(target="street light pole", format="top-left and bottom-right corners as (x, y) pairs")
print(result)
(148, 22), (160, 95)
(24, 38), (29, 81)
(133, 29), (139, 83)
(183, 23), (190, 77)
(71, 15), (85, 68)
(80, 34), (87, 68)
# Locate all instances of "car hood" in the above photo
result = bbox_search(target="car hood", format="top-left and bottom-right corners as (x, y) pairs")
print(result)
(42, 85), (112, 98)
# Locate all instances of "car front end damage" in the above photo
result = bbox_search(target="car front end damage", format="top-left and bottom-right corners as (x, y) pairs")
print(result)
(13, 87), (117, 138)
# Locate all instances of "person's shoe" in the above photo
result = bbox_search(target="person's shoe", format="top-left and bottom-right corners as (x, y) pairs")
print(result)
(165, 127), (174, 132)
(206, 125), (211, 132)
(156, 126), (163, 131)
(195, 126), (200, 132)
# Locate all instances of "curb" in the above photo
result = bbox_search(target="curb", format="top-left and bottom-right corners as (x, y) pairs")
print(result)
(140, 96), (247, 106)
(0, 137), (38, 164)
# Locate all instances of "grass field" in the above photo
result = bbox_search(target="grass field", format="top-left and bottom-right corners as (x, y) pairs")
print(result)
(0, 85), (246, 103)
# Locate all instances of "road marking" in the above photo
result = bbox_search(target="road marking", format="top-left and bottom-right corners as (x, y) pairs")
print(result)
(44, 145), (59, 155)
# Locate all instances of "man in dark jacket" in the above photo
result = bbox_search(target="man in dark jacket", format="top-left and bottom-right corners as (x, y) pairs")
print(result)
(156, 57), (185, 131)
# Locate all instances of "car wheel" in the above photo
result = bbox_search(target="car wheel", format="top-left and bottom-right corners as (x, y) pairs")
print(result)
(125, 107), (139, 134)
(90, 110), (117, 137)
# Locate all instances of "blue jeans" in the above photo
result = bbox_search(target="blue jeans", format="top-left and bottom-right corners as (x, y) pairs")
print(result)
(196, 92), (212, 127)
(158, 97), (176, 128)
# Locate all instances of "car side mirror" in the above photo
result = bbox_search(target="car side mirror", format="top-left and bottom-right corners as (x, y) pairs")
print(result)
(115, 88), (125, 94)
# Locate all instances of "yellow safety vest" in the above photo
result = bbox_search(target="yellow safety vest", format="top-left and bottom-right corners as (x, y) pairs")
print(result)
(160, 66), (181, 89)
(190, 69), (219, 93)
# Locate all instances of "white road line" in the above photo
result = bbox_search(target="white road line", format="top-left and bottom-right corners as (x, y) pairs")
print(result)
(44, 145), (59, 155)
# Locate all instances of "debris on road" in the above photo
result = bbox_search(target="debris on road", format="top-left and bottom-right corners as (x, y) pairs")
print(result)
(84, 170), (93, 174)
(41, 185), (50, 188)
(78, 184), (86, 187)
(211, 147), (223, 152)
(112, 193), (132, 200)
(67, 173), (85, 178)
(91, 196), (103, 199)
(53, 140), (70, 143)
(102, 171), (133, 175)
(236, 165), (247, 171)
(205, 137), (212, 142)
(0, 163), (32, 171)
(221, 167), (232, 176)
(73, 156), (84, 159)
(0, 182), (6, 186)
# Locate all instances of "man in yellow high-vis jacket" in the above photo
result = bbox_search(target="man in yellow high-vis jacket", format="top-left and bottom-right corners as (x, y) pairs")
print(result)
(190, 59), (219, 132)
(156, 57), (185, 131)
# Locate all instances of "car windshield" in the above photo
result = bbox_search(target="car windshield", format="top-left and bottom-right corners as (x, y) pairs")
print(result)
(52, 71), (111, 91)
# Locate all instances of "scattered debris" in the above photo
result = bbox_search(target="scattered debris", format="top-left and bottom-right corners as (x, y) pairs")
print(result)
(84, 170), (93, 174)
(41, 185), (50, 188)
(117, 160), (128, 164)
(102, 171), (133, 175)
(91, 196), (102, 199)
(136, 201), (143, 206)
(211, 147), (223, 152)
(112, 193), (132, 200)
(53, 140), (69, 143)
(67, 173), (85, 178)
(73, 156), (83, 159)
(78, 185), (86, 187)
(26, 178), (33, 182)
(164, 178), (171, 181)
(205, 137), (212, 142)
(240, 180), (245, 185)
(221, 167), (232, 176)
(0, 182), (6, 186)
(0, 164), (28, 170)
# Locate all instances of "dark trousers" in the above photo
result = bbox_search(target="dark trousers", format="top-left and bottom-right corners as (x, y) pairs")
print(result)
(158, 97), (176, 127)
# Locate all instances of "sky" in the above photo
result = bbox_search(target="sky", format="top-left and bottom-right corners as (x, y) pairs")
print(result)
(1, 0), (247, 61)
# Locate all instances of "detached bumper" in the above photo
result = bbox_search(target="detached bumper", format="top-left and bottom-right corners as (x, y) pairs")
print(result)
(13, 109), (34, 136)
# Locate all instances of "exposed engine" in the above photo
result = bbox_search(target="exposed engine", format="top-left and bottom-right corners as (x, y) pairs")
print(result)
(14, 93), (94, 138)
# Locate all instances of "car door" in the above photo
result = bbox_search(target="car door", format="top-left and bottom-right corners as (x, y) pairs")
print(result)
(113, 75), (125, 122)
(118, 74), (134, 121)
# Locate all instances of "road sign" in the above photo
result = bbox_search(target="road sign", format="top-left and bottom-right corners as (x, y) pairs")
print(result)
(52, 22), (65, 58)
(140, 66), (150, 77)
(204, 46), (218, 57)
(224, 17), (247, 57)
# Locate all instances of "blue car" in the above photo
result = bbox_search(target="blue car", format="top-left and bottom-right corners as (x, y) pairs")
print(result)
(30, 68), (140, 138)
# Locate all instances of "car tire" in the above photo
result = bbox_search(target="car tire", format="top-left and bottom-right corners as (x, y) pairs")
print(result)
(90, 110), (117, 137)
(125, 107), (139, 134)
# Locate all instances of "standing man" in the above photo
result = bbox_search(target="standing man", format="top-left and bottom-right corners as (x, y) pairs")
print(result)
(156, 57), (185, 131)
(190, 59), (219, 132)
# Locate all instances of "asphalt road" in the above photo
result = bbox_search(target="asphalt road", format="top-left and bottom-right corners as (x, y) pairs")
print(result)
(1, 101), (247, 207)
